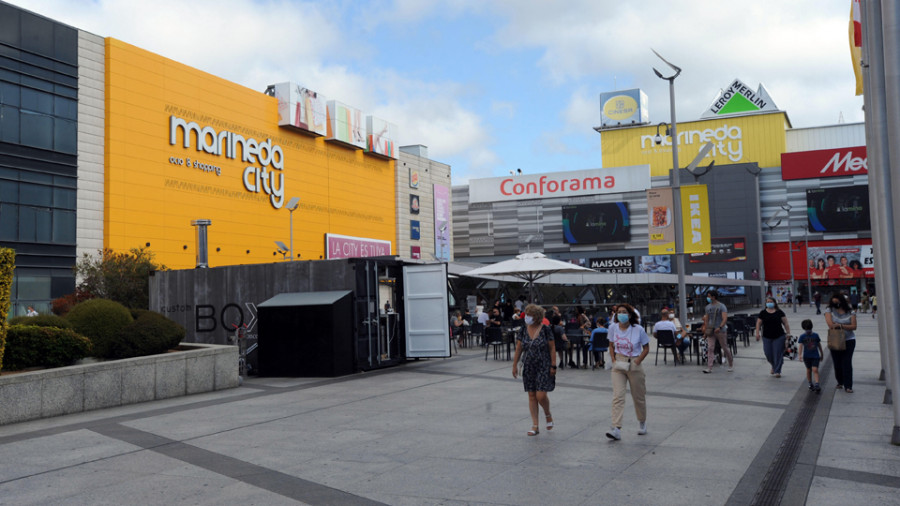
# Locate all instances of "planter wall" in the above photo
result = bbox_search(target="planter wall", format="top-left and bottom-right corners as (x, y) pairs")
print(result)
(0, 344), (239, 426)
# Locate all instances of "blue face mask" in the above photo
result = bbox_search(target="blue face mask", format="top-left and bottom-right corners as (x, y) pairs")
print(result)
(706, 297), (712, 303)
(524, 315), (534, 325)
(766, 302), (775, 308)
(617, 313), (629, 323)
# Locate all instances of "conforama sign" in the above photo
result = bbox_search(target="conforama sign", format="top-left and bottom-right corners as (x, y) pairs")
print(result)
(468, 165), (651, 204)
(781, 146), (867, 181)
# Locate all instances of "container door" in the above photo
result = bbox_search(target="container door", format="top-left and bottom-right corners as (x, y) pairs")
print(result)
(403, 263), (451, 358)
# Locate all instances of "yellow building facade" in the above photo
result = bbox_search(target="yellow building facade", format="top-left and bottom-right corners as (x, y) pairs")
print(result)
(104, 39), (396, 269)
(600, 112), (789, 176)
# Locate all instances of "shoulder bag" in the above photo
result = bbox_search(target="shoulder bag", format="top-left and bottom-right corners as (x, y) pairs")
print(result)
(827, 326), (846, 351)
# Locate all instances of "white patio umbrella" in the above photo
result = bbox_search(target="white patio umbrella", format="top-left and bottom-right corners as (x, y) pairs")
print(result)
(460, 252), (597, 302)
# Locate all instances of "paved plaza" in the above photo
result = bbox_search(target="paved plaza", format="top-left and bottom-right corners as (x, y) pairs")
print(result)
(1, 305), (899, 505)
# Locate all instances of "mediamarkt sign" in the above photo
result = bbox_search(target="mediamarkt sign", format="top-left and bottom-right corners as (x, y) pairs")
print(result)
(781, 146), (867, 181)
(468, 165), (651, 204)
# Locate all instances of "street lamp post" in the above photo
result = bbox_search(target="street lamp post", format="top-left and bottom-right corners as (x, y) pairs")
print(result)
(652, 50), (689, 325)
(286, 197), (300, 261)
(803, 224), (812, 306)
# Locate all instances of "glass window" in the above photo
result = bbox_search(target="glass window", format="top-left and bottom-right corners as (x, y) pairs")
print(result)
(53, 175), (77, 188)
(19, 110), (52, 149)
(20, 182), (51, 206)
(20, 87), (52, 114)
(53, 187), (75, 209)
(51, 209), (75, 243)
(0, 179), (17, 202)
(15, 273), (51, 300)
(20, 75), (53, 93)
(18, 205), (35, 241)
(53, 118), (76, 153)
(35, 207), (51, 242)
(19, 170), (52, 184)
(0, 81), (19, 106)
(0, 203), (17, 241)
(0, 105), (19, 143)
(53, 95), (76, 119)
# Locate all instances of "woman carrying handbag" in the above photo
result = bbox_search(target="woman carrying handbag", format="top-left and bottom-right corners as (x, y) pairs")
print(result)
(824, 292), (858, 393)
(605, 304), (650, 441)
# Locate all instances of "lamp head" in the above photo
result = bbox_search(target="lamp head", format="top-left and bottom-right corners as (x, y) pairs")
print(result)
(286, 197), (300, 211)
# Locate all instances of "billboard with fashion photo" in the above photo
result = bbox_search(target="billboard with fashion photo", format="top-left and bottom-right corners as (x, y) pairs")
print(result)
(638, 255), (671, 273)
(562, 203), (630, 244)
(807, 244), (873, 282)
(806, 186), (870, 233)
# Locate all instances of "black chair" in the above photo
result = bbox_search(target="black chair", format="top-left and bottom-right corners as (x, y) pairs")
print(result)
(469, 322), (484, 347)
(484, 326), (505, 361)
(732, 318), (750, 347)
(564, 322), (585, 368)
(655, 329), (677, 365)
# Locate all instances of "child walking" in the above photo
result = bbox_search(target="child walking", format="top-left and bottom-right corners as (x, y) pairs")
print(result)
(798, 319), (823, 392)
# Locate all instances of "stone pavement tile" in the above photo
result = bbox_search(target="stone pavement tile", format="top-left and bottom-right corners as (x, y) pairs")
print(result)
(446, 462), (601, 506)
(815, 456), (900, 479)
(346, 456), (512, 500)
(630, 445), (748, 480)
(0, 429), (139, 482)
(806, 476), (900, 506)
(592, 477), (730, 506)
(0, 449), (305, 506)
(822, 414), (894, 443)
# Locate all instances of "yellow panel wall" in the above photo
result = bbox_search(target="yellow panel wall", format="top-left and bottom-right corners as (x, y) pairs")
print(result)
(104, 39), (396, 268)
(600, 112), (789, 177)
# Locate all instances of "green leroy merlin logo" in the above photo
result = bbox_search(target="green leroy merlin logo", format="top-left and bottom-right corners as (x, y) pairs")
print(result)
(702, 78), (778, 118)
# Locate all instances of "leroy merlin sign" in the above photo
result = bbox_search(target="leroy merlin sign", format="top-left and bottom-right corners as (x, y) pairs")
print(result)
(702, 78), (779, 118)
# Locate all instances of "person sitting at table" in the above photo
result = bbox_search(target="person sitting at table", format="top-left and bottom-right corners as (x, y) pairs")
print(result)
(450, 310), (465, 346)
(488, 308), (504, 327)
(653, 309), (686, 363)
(551, 314), (569, 369)
(476, 306), (489, 326)
(667, 311), (689, 363)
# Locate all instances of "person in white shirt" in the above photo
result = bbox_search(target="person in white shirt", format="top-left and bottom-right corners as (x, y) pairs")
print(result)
(652, 309), (687, 364)
(606, 303), (650, 441)
(26, 306), (39, 317)
(476, 306), (489, 326)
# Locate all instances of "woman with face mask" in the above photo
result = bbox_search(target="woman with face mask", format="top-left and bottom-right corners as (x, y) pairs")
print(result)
(825, 293), (858, 393)
(512, 304), (557, 436)
(605, 303), (650, 441)
(754, 296), (792, 377)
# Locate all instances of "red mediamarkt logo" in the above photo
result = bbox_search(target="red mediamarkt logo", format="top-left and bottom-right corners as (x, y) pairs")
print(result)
(781, 146), (867, 181)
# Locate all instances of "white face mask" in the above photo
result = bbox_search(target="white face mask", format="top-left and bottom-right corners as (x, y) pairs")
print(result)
(524, 315), (534, 325)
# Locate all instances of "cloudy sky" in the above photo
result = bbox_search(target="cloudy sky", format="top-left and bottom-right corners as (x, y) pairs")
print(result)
(12, 0), (863, 184)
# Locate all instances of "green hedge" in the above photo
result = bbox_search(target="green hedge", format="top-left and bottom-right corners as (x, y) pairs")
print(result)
(109, 310), (185, 359)
(0, 248), (14, 371)
(2, 325), (92, 371)
(10, 314), (74, 329)
(65, 299), (134, 358)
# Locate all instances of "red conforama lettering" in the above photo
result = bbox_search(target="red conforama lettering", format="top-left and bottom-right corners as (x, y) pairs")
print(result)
(499, 175), (616, 196)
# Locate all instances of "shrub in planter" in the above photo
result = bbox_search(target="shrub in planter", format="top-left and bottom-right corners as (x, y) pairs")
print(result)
(10, 314), (74, 329)
(109, 310), (186, 359)
(2, 325), (92, 371)
(65, 299), (133, 358)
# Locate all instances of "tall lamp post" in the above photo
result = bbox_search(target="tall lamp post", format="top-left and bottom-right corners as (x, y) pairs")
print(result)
(803, 224), (812, 307)
(286, 197), (300, 261)
(652, 49), (689, 325)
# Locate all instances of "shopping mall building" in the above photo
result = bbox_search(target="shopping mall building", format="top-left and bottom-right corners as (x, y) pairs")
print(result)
(452, 81), (871, 306)
(0, 2), (451, 315)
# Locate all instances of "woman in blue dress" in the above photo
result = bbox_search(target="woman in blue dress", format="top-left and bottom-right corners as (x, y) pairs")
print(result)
(512, 304), (557, 436)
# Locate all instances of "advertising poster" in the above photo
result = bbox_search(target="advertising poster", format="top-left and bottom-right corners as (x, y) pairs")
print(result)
(325, 234), (391, 259)
(588, 256), (634, 273)
(433, 184), (451, 261)
(693, 271), (746, 296)
(562, 203), (630, 244)
(807, 186), (870, 233)
(638, 255), (671, 273)
(647, 188), (675, 254)
(410, 194), (420, 214)
(410, 220), (420, 240)
(411, 246), (421, 259)
(807, 244), (873, 283)
(680, 185), (711, 254)
(689, 237), (747, 263)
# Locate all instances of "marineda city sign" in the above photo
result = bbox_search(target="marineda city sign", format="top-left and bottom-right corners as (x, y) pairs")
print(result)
(169, 115), (286, 208)
(468, 165), (651, 204)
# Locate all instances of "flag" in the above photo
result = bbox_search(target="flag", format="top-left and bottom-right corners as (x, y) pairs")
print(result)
(850, 0), (863, 96)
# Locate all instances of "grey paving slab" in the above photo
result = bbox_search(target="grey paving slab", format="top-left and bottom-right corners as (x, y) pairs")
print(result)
(0, 305), (899, 506)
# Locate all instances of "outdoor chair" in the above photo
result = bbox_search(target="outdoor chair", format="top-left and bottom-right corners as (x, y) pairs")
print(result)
(732, 318), (750, 347)
(654, 329), (677, 366)
(589, 328), (609, 369)
(565, 322), (586, 368)
(484, 326), (505, 361)
(469, 322), (484, 347)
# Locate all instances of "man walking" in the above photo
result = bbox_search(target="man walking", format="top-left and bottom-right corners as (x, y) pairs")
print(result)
(702, 290), (733, 374)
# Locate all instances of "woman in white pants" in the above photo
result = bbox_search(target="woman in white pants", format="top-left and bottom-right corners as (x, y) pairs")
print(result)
(606, 304), (650, 441)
